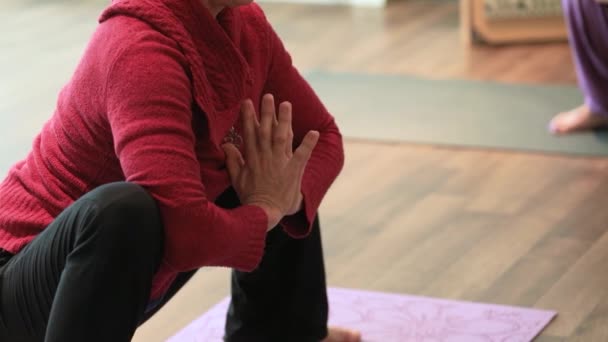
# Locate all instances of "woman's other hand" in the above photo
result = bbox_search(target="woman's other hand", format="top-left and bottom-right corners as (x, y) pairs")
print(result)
(223, 94), (319, 230)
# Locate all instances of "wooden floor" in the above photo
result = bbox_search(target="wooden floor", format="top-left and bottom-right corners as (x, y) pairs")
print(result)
(3, 0), (607, 341)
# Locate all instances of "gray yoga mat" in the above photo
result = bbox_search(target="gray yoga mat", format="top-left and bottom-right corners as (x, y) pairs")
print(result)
(305, 71), (608, 156)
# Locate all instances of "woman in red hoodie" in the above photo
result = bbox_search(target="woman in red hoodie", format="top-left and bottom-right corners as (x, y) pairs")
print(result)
(0, 0), (360, 341)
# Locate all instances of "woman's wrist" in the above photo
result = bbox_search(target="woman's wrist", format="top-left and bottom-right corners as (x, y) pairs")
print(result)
(250, 202), (283, 231)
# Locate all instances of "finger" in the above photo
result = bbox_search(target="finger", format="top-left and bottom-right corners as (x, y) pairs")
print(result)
(241, 99), (258, 163)
(283, 102), (294, 158)
(286, 124), (294, 158)
(259, 94), (275, 153)
(222, 143), (244, 183)
(289, 170), (305, 215)
(292, 130), (319, 167)
(273, 101), (291, 156)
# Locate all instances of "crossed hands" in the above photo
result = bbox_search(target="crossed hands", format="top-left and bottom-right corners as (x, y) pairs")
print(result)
(222, 94), (319, 231)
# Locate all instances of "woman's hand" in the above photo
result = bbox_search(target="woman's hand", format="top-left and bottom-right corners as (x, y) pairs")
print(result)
(222, 94), (319, 230)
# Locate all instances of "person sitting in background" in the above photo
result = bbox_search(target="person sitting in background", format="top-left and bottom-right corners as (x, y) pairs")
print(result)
(0, 0), (361, 341)
(549, 0), (608, 134)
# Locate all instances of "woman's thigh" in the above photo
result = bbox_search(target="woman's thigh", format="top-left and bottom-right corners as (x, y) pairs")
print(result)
(0, 196), (99, 341)
(0, 182), (163, 342)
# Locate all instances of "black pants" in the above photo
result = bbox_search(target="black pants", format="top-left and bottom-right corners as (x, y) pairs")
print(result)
(0, 182), (328, 342)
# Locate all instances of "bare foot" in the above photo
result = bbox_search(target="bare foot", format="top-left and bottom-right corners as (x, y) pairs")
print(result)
(549, 104), (608, 135)
(321, 326), (361, 342)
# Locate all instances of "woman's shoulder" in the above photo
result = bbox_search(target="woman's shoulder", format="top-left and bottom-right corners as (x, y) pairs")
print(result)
(94, 15), (181, 58)
(69, 13), (189, 107)
(75, 14), (187, 85)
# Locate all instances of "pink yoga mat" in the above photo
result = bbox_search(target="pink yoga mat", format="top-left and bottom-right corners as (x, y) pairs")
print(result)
(168, 287), (556, 342)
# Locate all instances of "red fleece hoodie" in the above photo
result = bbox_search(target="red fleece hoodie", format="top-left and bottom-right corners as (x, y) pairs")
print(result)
(0, 0), (344, 299)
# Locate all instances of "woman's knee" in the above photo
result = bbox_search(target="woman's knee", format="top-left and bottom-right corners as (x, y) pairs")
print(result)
(81, 182), (163, 256)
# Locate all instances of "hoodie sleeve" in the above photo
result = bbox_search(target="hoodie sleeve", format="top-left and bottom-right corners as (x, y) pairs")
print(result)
(261, 21), (345, 238)
(103, 27), (268, 272)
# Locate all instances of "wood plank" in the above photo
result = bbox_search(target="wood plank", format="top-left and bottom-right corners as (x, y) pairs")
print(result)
(423, 166), (597, 302)
(536, 231), (608, 337)
(569, 291), (608, 342)
(480, 236), (589, 307)
(327, 193), (469, 289)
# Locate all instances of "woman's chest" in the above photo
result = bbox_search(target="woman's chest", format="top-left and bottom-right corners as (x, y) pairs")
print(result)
(191, 78), (266, 170)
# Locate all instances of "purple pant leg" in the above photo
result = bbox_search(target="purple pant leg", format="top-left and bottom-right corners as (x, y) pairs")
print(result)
(562, 0), (608, 116)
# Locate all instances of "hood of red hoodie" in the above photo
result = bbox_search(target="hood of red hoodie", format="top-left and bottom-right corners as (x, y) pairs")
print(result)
(99, 0), (253, 146)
